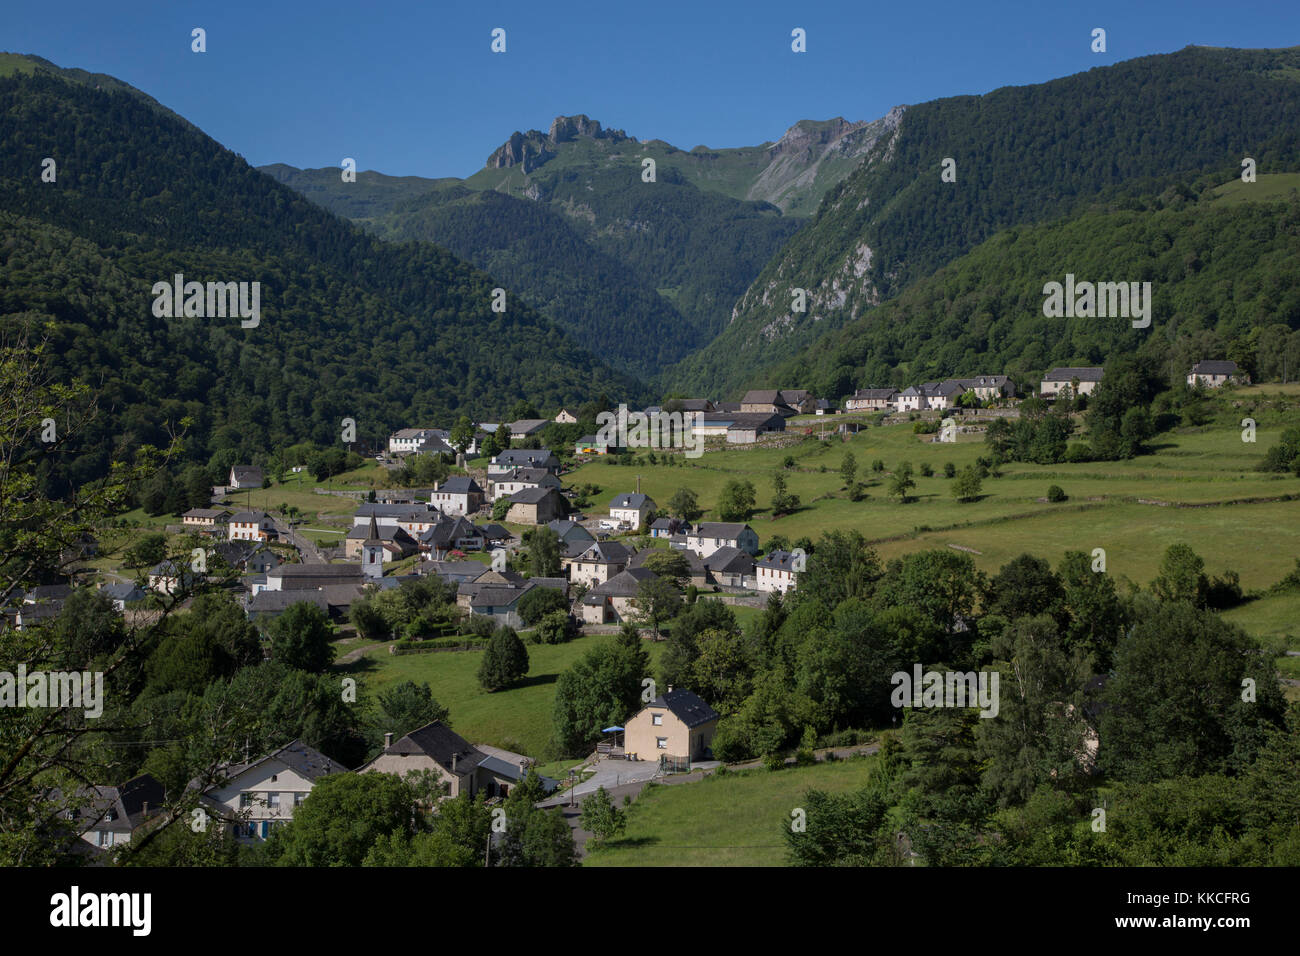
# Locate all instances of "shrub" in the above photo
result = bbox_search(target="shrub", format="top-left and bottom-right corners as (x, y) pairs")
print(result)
(871, 459), (885, 473)
(919, 462), (934, 477)
(1047, 484), (1068, 502)
(1064, 442), (1094, 463)
(942, 462), (956, 478)
(763, 752), (786, 772)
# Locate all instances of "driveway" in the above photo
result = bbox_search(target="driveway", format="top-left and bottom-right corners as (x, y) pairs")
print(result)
(539, 757), (661, 807)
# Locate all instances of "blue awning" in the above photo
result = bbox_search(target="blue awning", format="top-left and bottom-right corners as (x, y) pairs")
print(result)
(601, 726), (623, 733)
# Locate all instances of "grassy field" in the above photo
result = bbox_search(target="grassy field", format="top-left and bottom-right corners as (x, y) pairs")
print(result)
(567, 391), (1300, 600)
(583, 756), (880, 867)
(339, 634), (666, 757)
(1211, 172), (1300, 205)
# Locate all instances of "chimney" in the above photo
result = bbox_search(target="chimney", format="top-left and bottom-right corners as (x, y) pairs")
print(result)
(452, 752), (458, 773)
(667, 684), (673, 694)
(383, 732), (393, 750)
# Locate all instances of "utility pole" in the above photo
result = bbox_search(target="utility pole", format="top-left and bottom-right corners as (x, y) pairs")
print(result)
(484, 829), (491, 868)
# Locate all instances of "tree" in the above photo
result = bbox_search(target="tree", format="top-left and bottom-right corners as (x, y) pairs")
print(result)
(510, 400), (540, 422)
(667, 487), (702, 522)
(988, 554), (1065, 624)
(641, 549), (691, 589)
(552, 639), (646, 755)
(126, 532), (167, 568)
(478, 627), (530, 691)
(771, 472), (800, 516)
(523, 526), (561, 577)
(951, 465), (982, 502)
(270, 772), (417, 867)
(534, 609), (579, 645)
(1057, 550), (1127, 672)
(518, 586), (568, 626)
(374, 681), (450, 739)
(491, 498), (510, 520)
(580, 786), (627, 844)
(496, 771), (578, 867)
(1151, 543), (1208, 606)
(888, 462), (915, 503)
(50, 587), (127, 668)
(349, 594), (391, 641)
(690, 628), (753, 714)
(634, 573), (682, 638)
(450, 415), (476, 457)
(716, 479), (756, 521)
(795, 530), (882, 608)
(840, 452), (857, 488)
(265, 601), (335, 673)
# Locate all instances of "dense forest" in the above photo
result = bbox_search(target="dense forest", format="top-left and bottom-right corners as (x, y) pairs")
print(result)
(0, 68), (639, 494)
(770, 190), (1300, 398)
(671, 45), (1300, 395)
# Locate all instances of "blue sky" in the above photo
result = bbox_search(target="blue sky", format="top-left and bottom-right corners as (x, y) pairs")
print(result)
(5, 0), (1297, 178)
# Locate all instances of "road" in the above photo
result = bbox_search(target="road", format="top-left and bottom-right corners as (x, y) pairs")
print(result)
(272, 516), (325, 564)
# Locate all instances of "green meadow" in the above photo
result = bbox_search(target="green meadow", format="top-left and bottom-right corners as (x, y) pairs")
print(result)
(583, 756), (880, 867)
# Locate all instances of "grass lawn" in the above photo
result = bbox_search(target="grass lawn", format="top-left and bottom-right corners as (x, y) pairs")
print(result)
(583, 756), (880, 867)
(338, 633), (666, 757)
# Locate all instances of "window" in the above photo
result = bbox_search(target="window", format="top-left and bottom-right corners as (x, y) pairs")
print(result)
(239, 793), (253, 808)
(98, 830), (112, 847)
(294, 793), (306, 807)
(268, 792), (281, 808)
(656, 737), (668, 749)
(652, 713), (663, 726)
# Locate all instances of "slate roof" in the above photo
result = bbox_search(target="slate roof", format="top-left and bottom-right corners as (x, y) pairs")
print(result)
(508, 486), (560, 505)
(1043, 367), (1105, 382)
(228, 510), (271, 524)
(217, 739), (349, 784)
(25, 583), (73, 603)
(692, 522), (751, 539)
(703, 546), (753, 574)
(647, 689), (720, 728)
(573, 541), (631, 564)
(381, 721), (483, 775)
(610, 492), (653, 509)
(183, 508), (231, 520)
(587, 567), (657, 599)
(756, 549), (798, 571)
(247, 590), (331, 614)
(492, 449), (558, 468)
(100, 580), (147, 603)
(477, 523), (512, 541)
(354, 503), (439, 521)
(1190, 360), (1238, 375)
(436, 476), (483, 495)
(68, 773), (165, 834)
(230, 466), (263, 482)
(850, 388), (899, 400)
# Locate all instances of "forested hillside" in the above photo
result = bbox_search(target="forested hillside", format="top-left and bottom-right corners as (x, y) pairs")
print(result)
(0, 66), (637, 493)
(671, 45), (1300, 395)
(772, 185), (1300, 396)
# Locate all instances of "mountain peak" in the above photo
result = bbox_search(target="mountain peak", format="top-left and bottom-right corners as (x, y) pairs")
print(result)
(486, 114), (633, 170)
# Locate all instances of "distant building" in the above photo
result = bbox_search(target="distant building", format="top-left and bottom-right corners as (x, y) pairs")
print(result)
(554, 408), (580, 424)
(684, 522), (760, 559)
(228, 465), (264, 490)
(182, 508), (231, 530)
(754, 549), (800, 594)
(1040, 367), (1105, 399)
(228, 510), (276, 542)
(844, 388), (899, 412)
(488, 449), (561, 477)
(505, 486), (565, 525)
(430, 476), (484, 516)
(197, 740), (348, 842)
(609, 492), (656, 528)
(1188, 360), (1241, 388)
(623, 688), (720, 765)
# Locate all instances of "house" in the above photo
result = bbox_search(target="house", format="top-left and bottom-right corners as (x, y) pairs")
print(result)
(264, 563), (364, 592)
(548, 518), (597, 557)
(703, 546), (754, 587)
(844, 388), (899, 412)
(388, 427), (446, 457)
(505, 486), (566, 525)
(148, 560), (195, 595)
(351, 503), (442, 534)
(246, 589), (340, 622)
(490, 467), (562, 503)
(228, 510), (276, 542)
(574, 434), (618, 455)
(725, 412), (786, 444)
(669, 398), (715, 414)
(924, 380), (964, 411)
(212, 541), (280, 574)
(100, 580), (147, 612)
(1188, 360), (1241, 388)
(488, 448), (561, 477)
(579, 567), (657, 624)
(649, 517), (689, 539)
(182, 508), (231, 530)
(344, 523), (417, 560)
(362, 721), (552, 801)
(754, 549), (799, 593)
(564, 541), (632, 588)
(477, 523), (513, 547)
(740, 389), (812, 416)
(684, 522), (760, 559)
(430, 476), (485, 516)
(417, 515), (485, 559)
(419, 560), (488, 586)
(11, 601), (61, 631)
(24, 583), (73, 604)
(895, 385), (926, 413)
(198, 739), (348, 842)
(554, 408), (580, 424)
(609, 492), (656, 528)
(950, 375), (1015, 402)
(508, 419), (550, 439)
(623, 688), (720, 765)
(62, 773), (165, 855)
(814, 399), (834, 415)
(1041, 367), (1105, 399)
(228, 465), (264, 490)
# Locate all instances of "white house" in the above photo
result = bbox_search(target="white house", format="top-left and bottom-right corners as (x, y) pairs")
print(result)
(753, 549), (799, 593)
(844, 388), (898, 412)
(684, 522), (760, 559)
(388, 428), (453, 457)
(228, 510), (276, 542)
(488, 449), (561, 477)
(1187, 360), (1240, 388)
(198, 740), (348, 842)
(430, 476), (484, 516)
(489, 467), (561, 503)
(1040, 367), (1104, 399)
(609, 492), (656, 528)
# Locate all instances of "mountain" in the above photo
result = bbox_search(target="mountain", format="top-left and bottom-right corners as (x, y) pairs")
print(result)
(669, 46), (1300, 396)
(264, 111), (893, 378)
(0, 57), (638, 490)
(768, 179), (1300, 397)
